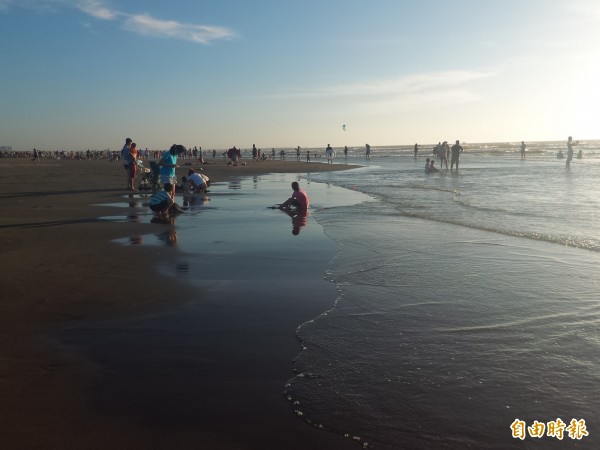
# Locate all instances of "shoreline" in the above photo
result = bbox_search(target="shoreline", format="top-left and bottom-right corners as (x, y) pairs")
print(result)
(0, 158), (360, 449)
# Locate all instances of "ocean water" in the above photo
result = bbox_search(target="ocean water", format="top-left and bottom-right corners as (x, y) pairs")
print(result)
(288, 140), (600, 449)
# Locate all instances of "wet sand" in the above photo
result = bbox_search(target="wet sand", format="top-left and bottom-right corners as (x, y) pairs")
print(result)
(0, 157), (359, 449)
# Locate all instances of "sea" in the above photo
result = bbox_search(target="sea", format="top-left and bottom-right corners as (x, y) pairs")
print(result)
(81, 140), (599, 449)
(286, 140), (600, 449)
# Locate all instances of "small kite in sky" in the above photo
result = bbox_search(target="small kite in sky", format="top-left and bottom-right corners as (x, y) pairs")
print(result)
(342, 124), (347, 131)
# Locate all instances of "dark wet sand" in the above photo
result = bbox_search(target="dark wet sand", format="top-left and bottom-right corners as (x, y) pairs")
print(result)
(0, 157), (359, 449)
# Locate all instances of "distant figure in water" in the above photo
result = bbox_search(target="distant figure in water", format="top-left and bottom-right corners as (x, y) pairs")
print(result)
(428, 160), (438, 173)
(414, 143), (419, 158)
(577, 149), (583, 159)
(520, 141), (526, 159)
(424, 157), (431, 173)
(566, 136), (579, 168)
(438, 141), (449, 169)
(451, 140), (463, 170)
(365, 143), (371, 159)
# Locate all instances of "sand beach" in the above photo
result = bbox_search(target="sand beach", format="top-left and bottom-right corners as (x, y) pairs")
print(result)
(0, 156), (360, 450)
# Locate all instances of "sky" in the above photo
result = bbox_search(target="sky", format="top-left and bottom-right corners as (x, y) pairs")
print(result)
(1, 0), (599, 151)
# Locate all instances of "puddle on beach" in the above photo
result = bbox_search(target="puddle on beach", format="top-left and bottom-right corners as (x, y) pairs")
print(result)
(50, 172), (372, 434)
(98, 192), (215, 226)
(105, 174), (372, 259)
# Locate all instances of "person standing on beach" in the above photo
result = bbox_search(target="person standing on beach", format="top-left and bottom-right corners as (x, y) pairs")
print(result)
(450, 140), (463, 170)
(325, 144), (335, 164)
(520, 141), (526, 160)
(344, 146), (348, 158)
(296, 146), (301, 161)
(279, 181), (310, 212)
(126, 142), (139, 191)
(566, 136), (578, 168)
(365, 143), (371, 159)
(306, 150), (311, 163)
(159, 144), (186, 188)
(121, 137), (132, 187)
(414, 143), (419, 158)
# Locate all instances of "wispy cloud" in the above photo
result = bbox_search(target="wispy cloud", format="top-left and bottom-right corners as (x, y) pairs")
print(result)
(328, 71), (491, 98)
(1, 0), (235, 44)
(124, 14), (235, 44)
(75, 0), (117, 20)
(268, 70), (492, 101)
(76, 0), (235, 43)
(254, 70), (492, 116)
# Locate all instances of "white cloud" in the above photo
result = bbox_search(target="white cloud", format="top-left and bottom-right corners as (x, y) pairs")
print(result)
(75, 0), (117, 20)
(328, 71), (492, 97)
(1, 0), (235, 44)
(124, 13), (235, 44)
(267, 70), (492, 102)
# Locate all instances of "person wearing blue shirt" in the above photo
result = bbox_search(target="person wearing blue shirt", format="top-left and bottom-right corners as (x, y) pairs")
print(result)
(159, 144), (186, 185)
(149, 183), (176, 219)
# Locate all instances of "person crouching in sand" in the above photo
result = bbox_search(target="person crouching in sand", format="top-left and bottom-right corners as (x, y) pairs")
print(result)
(148, 183), (180, 220)
(187, 168), (210, 193)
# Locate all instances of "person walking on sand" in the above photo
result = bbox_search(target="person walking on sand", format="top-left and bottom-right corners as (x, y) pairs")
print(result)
(520, 141), (526, 160)
(450, 140), (463, 170)
(566, 136), (578, 168)
(279, 181), (310, 212)
(325, 144), (335, 164)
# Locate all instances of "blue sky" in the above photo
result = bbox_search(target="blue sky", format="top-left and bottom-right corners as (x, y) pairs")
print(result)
(1, 0), (599, 151)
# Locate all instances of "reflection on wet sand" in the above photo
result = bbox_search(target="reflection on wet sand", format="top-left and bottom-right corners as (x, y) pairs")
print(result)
(281, 208), (308, 235)
(182, 194), (210, 209)
(228, 180), (242, 190)
(156, 229), (178, 246)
